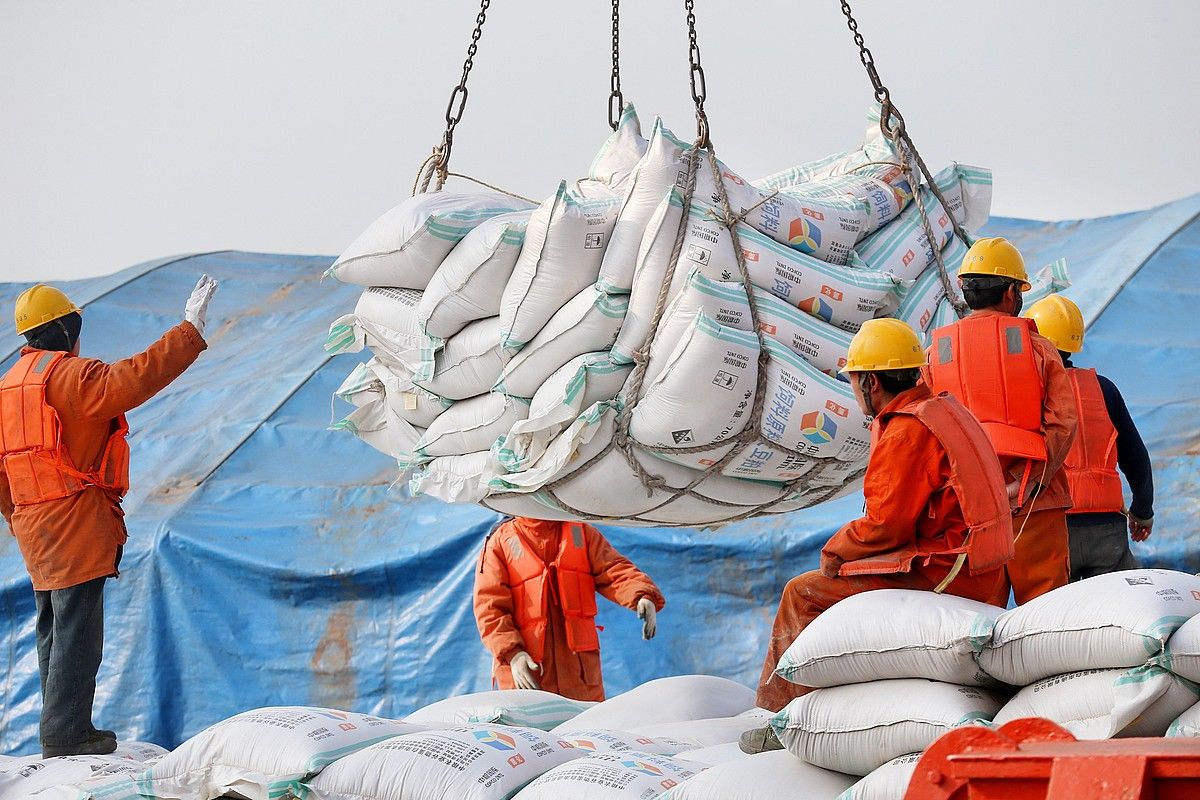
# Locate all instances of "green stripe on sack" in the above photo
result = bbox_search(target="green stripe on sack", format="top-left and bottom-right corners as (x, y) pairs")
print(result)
(597, 293), (630, 319)
(695, 312), (759, 348)
(761, 337), (856, 400)
(689, 203), (900, 291)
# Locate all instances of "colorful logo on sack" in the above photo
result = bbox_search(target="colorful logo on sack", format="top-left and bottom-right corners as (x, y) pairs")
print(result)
(474, 730), (518, 751)
(893, 180), (913, 204)
(801, 411), (838, 445)
(798, 296), (834, 323)
(788, 217), (822, 253)
(573, 739), (599, 751)
(759, 322), (778, 335)
(825, 400), (850, 418)
(902, 249), (917, 267)
(821, 284), (844, 302)
(741, 248), (760, 262)
(722, 170), (745, 186)
(622, 759), (664, 776)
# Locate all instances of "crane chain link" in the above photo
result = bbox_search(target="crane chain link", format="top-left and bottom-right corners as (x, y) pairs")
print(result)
(430, 0), (491, 190)
(608, 0), (624, 130)
(684, 0), (710, 148)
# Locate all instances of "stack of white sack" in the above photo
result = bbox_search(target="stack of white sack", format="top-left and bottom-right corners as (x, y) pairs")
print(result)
(769, 589), (1009, 787)
(0, 743), (165, 800)
(982, 569), (1200, 739)
(324, 104), (1029, 526)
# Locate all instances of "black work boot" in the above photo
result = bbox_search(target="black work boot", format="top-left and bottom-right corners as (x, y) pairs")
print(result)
(43, 731), (117, 758)
(91, 725), (117, 740)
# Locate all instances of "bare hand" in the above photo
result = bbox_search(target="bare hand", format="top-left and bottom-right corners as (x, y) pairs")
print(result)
(509, 651), (541, 690)
(637, 598), (657, 640)
(1129, 513), (1154, 543)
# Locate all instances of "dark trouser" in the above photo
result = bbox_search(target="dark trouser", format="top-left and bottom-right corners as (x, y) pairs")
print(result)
(1068, 513), (1139, 581)
(34, 576), (106, 749)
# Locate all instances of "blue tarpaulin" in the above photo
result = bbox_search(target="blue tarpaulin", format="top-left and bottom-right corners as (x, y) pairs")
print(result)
(0, 195), (1197, 755)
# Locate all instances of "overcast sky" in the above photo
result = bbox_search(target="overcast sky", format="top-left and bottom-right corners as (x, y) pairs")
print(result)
(2, 1), (1197, 281)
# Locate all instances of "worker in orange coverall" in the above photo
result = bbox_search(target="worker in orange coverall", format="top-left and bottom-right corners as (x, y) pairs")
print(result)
(474, 516), (665, 702)
(0, 276), (217, 757)
(742, 319), (1014, 752)
(925, 237), (1078, 603)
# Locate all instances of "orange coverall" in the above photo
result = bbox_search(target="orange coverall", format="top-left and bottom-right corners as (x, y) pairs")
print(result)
(927, 309), (1078, 604)
(756, 385), (1010, 711)
(0, 322), (207, 590)
(474, 517), (665, 702)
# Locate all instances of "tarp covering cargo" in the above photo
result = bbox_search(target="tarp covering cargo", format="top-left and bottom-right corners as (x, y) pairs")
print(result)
(0, 192), (1197, 755)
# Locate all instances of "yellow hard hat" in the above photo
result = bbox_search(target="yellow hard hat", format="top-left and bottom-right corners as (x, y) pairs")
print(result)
(958, 236), (1031, 291)
(1025, 294), (1084, 353)
(842, 318), (926, 373)
(14, 284), (82, 335)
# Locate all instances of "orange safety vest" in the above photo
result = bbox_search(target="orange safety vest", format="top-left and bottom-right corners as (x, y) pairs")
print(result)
(1064, 368), (1124, 515)
(840, 392), (1015, 578)
(0, 350), (130, 506)
(927, 315), (1048, 465)
(500, 521), (600, 664)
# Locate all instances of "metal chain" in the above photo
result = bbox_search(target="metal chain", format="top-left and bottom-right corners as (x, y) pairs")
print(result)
(840, 0), (969, 257)
(684, 0), (710, 148)
(608, 0), (623, 130)
(430, 0), (491, 190)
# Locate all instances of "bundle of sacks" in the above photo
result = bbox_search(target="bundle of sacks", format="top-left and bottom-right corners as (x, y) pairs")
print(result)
(14, 676), (850, 800)
(761, 569), (1200, 800)
(324, 106), (1068, 526)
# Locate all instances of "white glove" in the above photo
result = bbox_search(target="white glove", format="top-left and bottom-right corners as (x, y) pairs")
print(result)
(509, 651), (541, 690)
(637, 597), (657, 640)
(184, 274), (219, 337)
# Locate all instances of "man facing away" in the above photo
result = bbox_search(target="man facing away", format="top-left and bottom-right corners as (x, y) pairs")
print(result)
(924, 237), (1078, 603)
(474, 516), (665, 702)
(1025, 295), (1154, 579)
(0, 276), (217, 756)
(743, 318), (1013, 752)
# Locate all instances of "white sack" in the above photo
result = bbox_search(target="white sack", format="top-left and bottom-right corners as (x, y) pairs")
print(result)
(326, 287), (437, 378)
(662, 750), (856, 800)
(630, 716), (761, 749)
(409, 451), (498, 503)
(303, 725), (582, 800)
(500, 182), (621, 352)
(589, 103), (648, 187)
(328, 192), (533, 288)
(777, 590), (1005, 688)
(893, 235), (968, 333)
(616, 191), (903, 359)
(487, 401), (619, 497)
(334, 358), (451, 440)
(993, 666), (1200, 739)
(837, 753), (922, 800)
(418, 211), (530, 338)
(493, 353), (632, 474)
(781, 166), (912, 236)
(755, 109), (900, 190)
(417, 393), (528, 458)
(513, 750), (700, 800)
(557, 729), (694, 757)
(1167, 699), (1200, 737)
(405, 690), (594, 732)
(773, 680), (1003, 776)
(671, 742), (743, 767)
(414, 317), (506, 400)
(598, 120), (692, 293)
(1166, 613), (1200, 682)
(648, 268), (853, 380)
(629, 312), (758, 454)
(553, 676), (755, 734)
(496, 286), (629, 398)
(139, 707), (419, 800)
(694, 159), (867, 266)
(0, 744), (166, 800)
(330, 391), (423, 464)
(979, 569), (1200, 686)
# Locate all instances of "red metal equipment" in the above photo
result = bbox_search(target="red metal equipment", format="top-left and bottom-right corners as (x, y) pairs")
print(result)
(905, 718), (1200, 799)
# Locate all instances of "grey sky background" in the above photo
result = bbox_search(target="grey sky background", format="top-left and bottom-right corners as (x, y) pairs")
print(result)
(2, 1), (1197, 282)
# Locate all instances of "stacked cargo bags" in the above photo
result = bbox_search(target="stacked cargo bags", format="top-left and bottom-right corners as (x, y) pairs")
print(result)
(324, 106), (1047, 526)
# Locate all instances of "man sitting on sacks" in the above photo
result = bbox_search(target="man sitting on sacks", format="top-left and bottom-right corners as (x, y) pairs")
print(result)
(474, 516), (665, 702)
(741, 318), (1014, 753)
